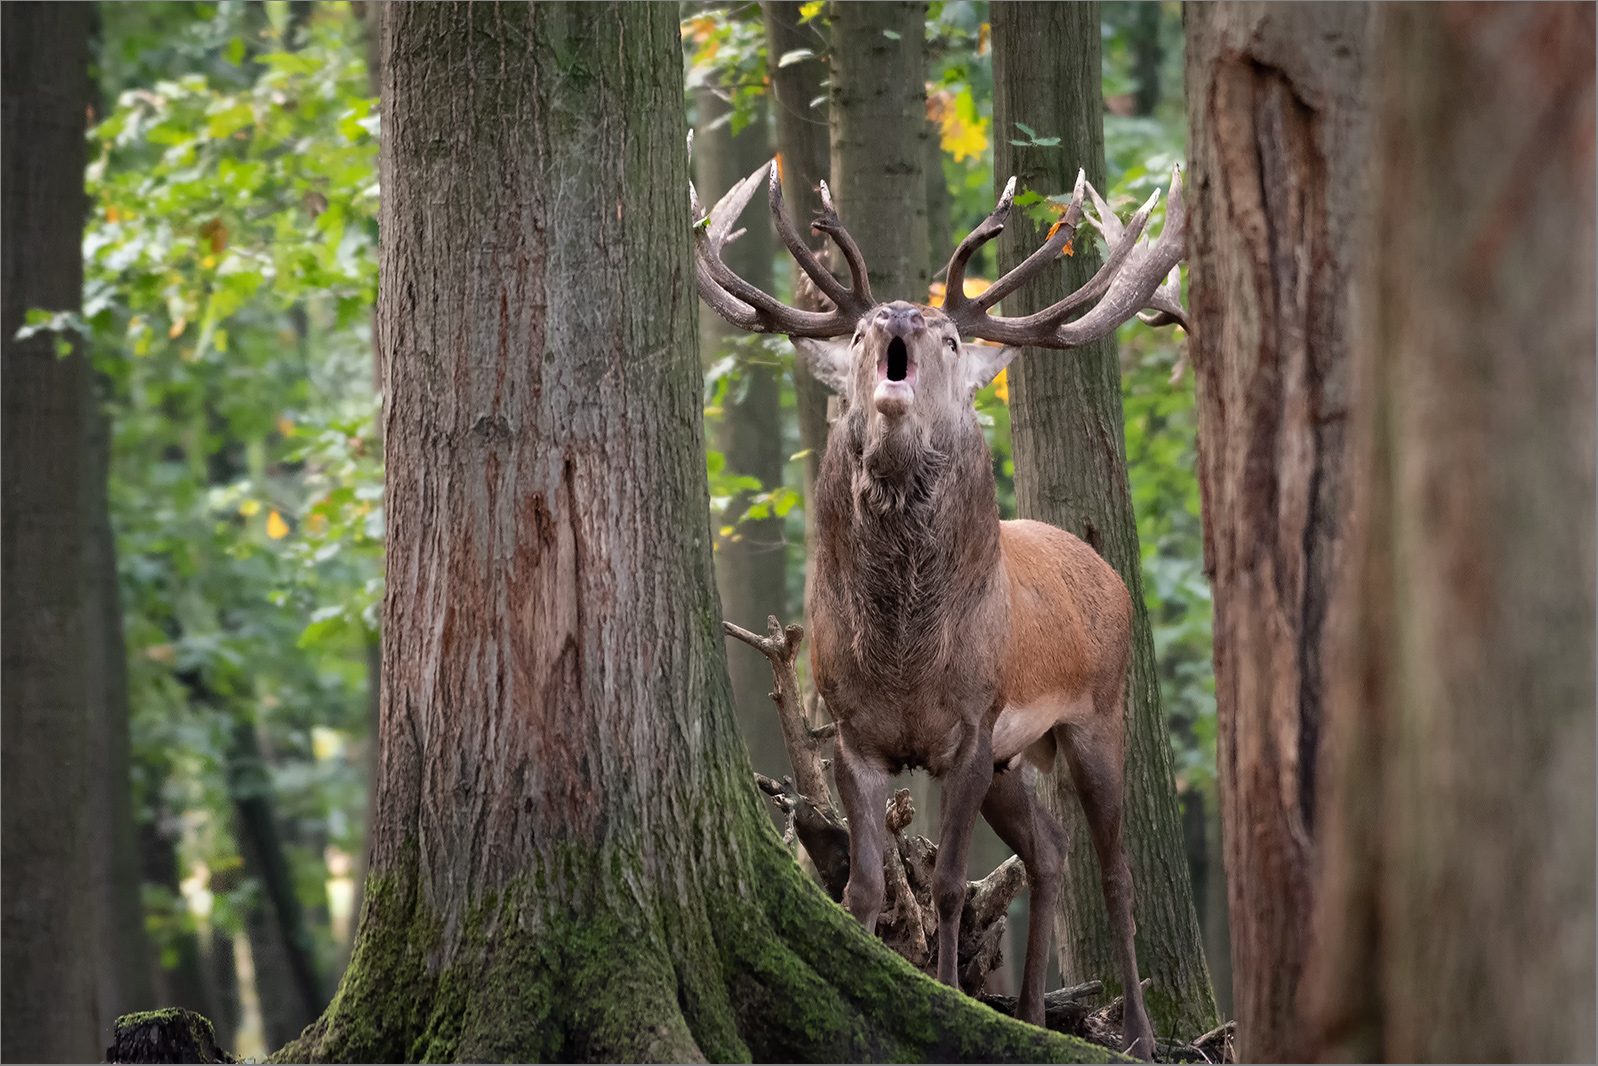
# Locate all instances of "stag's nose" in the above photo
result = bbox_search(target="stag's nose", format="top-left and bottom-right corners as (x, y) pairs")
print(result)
(876, 303), (925, 337)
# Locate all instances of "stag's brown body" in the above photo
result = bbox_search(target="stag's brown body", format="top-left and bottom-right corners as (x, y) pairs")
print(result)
(810, 400), (1132, 783)
(691, 157), (1184, 1058)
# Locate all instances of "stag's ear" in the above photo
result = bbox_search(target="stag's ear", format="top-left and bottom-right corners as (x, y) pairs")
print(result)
(790, 337), (854, 396)
(963, 343), (1020, 394)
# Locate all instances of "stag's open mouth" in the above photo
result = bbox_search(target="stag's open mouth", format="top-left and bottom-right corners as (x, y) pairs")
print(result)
(874, 337), (916, 417)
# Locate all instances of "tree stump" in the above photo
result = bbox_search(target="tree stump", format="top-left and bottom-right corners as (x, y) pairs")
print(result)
(106, 1009), (232, 1064)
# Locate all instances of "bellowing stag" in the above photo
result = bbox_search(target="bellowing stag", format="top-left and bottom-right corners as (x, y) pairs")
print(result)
(691, 159), (1186, 1059)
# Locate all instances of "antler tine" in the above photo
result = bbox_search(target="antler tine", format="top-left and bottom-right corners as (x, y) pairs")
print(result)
(767, 162), (856, 313)
(691, 160), (868, 338)
(813, 180), (874, 309)
(942, 176), (1016, 315)
(952, 165), (1190, 350)
(995, 185), (1160, 331)
(950, 169), (1086, 332)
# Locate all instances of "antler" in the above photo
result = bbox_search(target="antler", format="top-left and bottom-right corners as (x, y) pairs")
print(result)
(691, 159), (876, 339)
(941, 164), (1188, 348)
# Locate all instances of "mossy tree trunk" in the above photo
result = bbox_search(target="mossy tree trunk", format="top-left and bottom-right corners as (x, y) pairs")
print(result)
(1183, 4), (1373, 1059)
(990, 1), (1218, 1041)
(694, 82), (790, 783)
(1, 5), (103, 1061)
(1305, 5), (1596, 1061)
(280, 6), (1120, 1061)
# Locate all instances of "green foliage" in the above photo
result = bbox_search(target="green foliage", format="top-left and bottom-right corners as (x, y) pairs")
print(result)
(85, 0), (380, 989)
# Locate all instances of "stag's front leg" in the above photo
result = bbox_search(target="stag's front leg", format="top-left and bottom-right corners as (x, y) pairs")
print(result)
(833, 729), (891, 932)
(933, 725), (994, 987)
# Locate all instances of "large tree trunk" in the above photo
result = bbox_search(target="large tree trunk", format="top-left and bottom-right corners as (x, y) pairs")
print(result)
(1183, 4), (1373, 1059)
(829, 0), (929, 305)
(278, 6), (1113, 1061)
(1, 5), (102, 1061)
(1305, 5), (1596, 1062)
(694, 84), (790, 782)
(990, 2), (1218, 1040)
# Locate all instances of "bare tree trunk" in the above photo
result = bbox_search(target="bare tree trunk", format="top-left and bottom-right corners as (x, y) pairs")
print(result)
(695, 84), (790, 781)
(229, 720), (324, 1047)
(1183, 3), (1373, 1059)
(829, 0), (929, 305)
(85, 381), (159, 1045)
(991, 1), (1218, 1040)
(1, 5), (102, 1060)
(1306, 5), (1596, 1061)
(764, 0), (832, 701)
(280, 7), (1109, 1060)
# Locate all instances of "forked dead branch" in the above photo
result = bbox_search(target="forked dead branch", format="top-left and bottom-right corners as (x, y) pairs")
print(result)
(701, 159), (1189, 1060)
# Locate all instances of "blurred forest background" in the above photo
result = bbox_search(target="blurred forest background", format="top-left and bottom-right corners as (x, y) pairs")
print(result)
(38, 1), (1209, 1058)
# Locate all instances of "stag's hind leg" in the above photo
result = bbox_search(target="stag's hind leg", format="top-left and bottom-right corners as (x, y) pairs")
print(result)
(980, 763), (1068, 1027)
(1059, 710), (1156, 1060)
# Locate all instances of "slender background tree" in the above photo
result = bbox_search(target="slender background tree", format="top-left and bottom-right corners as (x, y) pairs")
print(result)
(1183, 4), (1373, 1059)
(990, 1), (1218, 1040)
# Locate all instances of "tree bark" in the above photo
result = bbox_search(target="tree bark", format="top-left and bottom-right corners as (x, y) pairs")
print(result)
(764, 0), (833, 702)
(991, 2), (1218, 1040)
(86, 376), (160, 1044)
(1183, 3), (1373, 1058)
(1, 5), (102, 1061)
(1305, 5), (1596, 1062)
(829, 0), (930, 305)
(277, 6), (1117, 1061)
(695, 84), (790, 782)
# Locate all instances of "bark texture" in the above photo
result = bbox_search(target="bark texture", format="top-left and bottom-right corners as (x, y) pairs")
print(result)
(828, 0), (930, 305)
(764, 0), (833, 702)
(278, 6), (1120, 1061)
(695, 86), (790, 782)
(1, 5), (102, 1061)
(1305, 5), (1596, 1061)
(991, 2), (1218, 1040)
(1182, 4), (1373, 1059)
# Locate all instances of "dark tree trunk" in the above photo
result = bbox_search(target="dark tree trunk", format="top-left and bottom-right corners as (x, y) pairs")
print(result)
(1, 5), (102, 1061)
(229, 721), (324, 1046)
(764, 0), (832, 698)
(694, 84), (789, 782)
(278, 6), (1116, 1061)
(85, 379), (159, 1044)
(991, 1), (1218, 1040)
(1183, 3), (1374, 1059)
(1305, 5), (1596, 1062)
(829, 0), (929, 305)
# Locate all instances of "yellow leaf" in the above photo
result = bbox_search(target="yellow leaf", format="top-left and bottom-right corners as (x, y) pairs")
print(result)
(106, 205), (122, 223)
(239, 499), (261, 517)
(994, 368), (1009, 403)
(169, 316), (187, 338)
(266, 510), (289, 539)
(277, 415), (295, 437)
(202, 255), (216, 269)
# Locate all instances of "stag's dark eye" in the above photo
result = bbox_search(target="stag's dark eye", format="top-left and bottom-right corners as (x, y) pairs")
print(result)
(944, 336), (959, 353)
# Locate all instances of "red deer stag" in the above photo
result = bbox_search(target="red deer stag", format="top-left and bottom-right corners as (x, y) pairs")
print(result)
(691, 160), (1186, 1059)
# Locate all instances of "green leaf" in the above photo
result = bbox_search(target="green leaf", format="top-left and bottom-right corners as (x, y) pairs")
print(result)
(881, 28), (901, 39)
